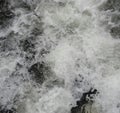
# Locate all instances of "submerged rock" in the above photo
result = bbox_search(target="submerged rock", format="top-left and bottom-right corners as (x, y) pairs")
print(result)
(28, 62), (51, 84)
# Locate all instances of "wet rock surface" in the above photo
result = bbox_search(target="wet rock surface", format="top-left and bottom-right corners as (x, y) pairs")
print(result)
(71, 89), (98, 113)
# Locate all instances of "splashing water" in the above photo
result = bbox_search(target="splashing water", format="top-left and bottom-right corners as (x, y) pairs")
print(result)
(0, 0), (120, 113)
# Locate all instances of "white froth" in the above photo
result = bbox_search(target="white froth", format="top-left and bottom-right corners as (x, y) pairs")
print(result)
(0, 0), (120, 113)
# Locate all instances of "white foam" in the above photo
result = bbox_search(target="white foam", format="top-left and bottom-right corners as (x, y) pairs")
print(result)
(0, 0), (120, 113)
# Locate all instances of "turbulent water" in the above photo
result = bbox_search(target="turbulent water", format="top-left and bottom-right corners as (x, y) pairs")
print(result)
(0, 0), (120, 113)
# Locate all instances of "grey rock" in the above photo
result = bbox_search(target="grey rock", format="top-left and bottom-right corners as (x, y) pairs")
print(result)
(71, 89), (98, 113)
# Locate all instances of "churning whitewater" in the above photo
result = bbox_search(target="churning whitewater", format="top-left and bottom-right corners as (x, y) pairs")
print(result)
(0, 0), (120, 113)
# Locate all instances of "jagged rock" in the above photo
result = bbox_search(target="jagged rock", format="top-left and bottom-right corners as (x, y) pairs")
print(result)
(71, 88), (98, 113)
(28, 62), (51, 84)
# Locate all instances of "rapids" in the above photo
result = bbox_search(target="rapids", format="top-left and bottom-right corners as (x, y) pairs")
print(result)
(0, 0), (120, 113)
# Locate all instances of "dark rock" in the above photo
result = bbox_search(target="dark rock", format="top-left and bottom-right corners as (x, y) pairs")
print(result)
(71, 107), (80, 113)
(71, 88), (98, 113)
(28, 62), (50, 84)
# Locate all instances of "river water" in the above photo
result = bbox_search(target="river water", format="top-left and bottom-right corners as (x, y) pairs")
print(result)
(0, 0), (120, 113)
